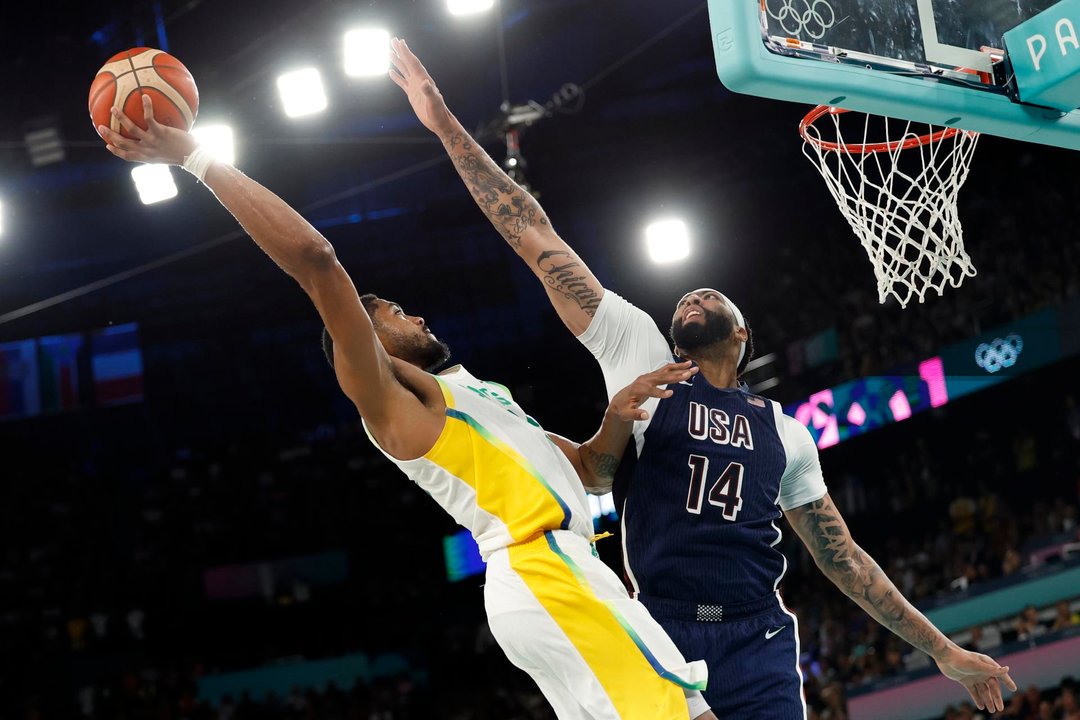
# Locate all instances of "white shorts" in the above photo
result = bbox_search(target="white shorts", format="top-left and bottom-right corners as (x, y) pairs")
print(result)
(484, 530), (710, 720)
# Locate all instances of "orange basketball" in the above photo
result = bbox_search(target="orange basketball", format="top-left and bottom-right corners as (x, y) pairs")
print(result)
(89, 48), (199, 139)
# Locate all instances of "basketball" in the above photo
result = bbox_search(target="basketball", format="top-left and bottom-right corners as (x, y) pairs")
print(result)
(89, 48), (199, 139)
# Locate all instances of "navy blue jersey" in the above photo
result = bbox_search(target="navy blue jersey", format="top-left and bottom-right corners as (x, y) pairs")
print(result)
(578, 292), (827, 607)
(614, 376), (791, 604)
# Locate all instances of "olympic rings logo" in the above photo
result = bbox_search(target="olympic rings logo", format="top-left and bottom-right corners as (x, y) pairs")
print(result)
(765, 0), (836, 40)
(974, 334), (1024, 374)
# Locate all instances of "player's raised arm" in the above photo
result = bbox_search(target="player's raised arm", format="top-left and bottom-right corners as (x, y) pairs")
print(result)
(389, 38), (604, 336)
(98, 96), (441, 456)
(785, 494), (1019, 714)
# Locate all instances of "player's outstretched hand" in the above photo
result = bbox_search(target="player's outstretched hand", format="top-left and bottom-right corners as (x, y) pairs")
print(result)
(388, 37), (455, 137)
(98, 95), (198, 165)
(609, 362), (698, 422)
(934, 646), (1017, 714)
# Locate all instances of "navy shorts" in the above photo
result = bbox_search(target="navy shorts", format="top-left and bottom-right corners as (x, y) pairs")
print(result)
(639, 594), (806, 720)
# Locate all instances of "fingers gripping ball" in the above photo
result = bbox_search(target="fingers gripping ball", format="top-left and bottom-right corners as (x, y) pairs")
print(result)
(89, 48), (199, 139)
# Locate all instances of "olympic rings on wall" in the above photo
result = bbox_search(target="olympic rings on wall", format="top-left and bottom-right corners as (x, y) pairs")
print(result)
(974, 334), (1024, 374)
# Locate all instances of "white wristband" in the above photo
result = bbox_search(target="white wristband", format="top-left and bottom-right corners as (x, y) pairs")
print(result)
(181, 146), (216, 183)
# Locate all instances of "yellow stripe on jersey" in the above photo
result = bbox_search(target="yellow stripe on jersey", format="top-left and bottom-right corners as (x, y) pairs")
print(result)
(424, 380), (571, 541)
(508, 533), (692, 719)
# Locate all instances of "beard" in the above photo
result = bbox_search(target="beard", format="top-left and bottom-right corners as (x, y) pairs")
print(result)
(407, 333), (452, 372)
(670, 307), (735, 354)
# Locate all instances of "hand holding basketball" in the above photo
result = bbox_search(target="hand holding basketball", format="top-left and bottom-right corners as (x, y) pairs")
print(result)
(98, 95), (198, 165)
(89, 48), (199, 139)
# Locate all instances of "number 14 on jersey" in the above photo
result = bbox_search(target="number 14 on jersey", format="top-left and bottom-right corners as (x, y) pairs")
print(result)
(687, 455), (744, 520)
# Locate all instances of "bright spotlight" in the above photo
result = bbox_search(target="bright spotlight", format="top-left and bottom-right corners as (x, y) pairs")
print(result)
(191, 124), (236, 165)
(0, 197), (4, 237)
(344, 28), (391, 77)
(645, 218), (690, 264)
(448, 0), (495, 16)
(277, 68), (327, 118)
(131, 164), (178, 205)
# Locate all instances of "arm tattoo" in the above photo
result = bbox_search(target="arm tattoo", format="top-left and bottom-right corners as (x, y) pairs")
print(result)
(536, 250), (602, 317)
(793, 497), (948, 659)
(580, 444), (620, 480)
(443, 132), (545, 250)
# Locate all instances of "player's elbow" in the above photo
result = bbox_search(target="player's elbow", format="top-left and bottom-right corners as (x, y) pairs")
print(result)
(294, 240), (340, 288)
(582, 477), (614, 496)
(301, 238), (338, 270)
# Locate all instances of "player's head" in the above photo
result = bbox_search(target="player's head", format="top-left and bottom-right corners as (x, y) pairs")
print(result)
(669, 288), (754, 375)
(322, 294), (450, 372)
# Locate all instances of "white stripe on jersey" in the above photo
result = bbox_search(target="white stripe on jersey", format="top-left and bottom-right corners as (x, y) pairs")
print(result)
(621, 498), (642, 596)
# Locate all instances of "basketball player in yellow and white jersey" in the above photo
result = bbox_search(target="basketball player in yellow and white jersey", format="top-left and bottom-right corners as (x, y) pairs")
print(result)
(98, 95), (716, 720)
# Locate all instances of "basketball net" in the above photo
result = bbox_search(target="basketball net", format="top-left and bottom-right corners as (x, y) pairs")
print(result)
(800, 106), (980, 307)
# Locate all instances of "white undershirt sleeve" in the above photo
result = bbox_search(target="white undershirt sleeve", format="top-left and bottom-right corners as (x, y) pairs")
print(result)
(575, 291), (675, 399)
(773, 405), (828, 511)
(576, 291), (675, 452)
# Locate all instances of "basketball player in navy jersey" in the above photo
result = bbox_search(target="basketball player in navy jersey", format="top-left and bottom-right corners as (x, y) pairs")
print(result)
(390, 38), (1019, 717)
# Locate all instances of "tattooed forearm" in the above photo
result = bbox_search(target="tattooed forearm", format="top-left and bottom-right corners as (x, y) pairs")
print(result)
(442, 132), (546, 249)
(536, 250), (603, 317)
(580, 443), (620, 481)
(791, 496), (949, 659)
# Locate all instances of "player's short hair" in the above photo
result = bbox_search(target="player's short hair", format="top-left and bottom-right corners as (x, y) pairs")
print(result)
(321, 293), (380, 370)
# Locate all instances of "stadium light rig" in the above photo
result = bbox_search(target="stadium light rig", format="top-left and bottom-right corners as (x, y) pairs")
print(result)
(448, 0), (495, 16)
(191, 124), (235, 165)
(277, 68), (328, 118)
(344, 28), (391, 77)
(131, 164), (178, 205)
(645, 218), (691, 264)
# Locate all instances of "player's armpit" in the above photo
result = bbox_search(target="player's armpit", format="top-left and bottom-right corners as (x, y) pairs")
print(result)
(305, 262), (443, 459)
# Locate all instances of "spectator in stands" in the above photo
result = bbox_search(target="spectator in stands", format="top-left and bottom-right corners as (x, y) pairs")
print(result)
(1006, 684), (1045, 719)
(1055, 681), (1080, 720)
(965, 624), (1003, 653)
(819, 681), (848, 720)
(1017, 606), (1048, 642)
(1002, 547), (1023, 576)
(1052, 600), (1078, 632)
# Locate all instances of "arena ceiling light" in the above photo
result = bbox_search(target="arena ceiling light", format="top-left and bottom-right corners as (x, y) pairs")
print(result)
(131, 164), (178, 205)
(344, 28), (390, 77)
(277, 68), (327, 118)
(645, 218), (690, 264)
(191, 124), (235, 165)
(448, 0), (495, 16)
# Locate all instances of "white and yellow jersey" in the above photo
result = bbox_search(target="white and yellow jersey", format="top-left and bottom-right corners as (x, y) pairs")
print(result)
(364, 365), (595, 559)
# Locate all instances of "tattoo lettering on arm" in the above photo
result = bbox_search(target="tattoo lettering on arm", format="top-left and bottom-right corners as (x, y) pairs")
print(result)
(444, 132), (546, 250)
(791, 496), (948, 659)
(580, 443), (620, 481)
(536, 250), (603, 317)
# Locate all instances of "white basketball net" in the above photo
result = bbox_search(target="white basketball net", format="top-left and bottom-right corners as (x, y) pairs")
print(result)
(800, 107), (980, 307)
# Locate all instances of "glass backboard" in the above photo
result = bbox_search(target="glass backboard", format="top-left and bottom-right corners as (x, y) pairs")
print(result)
(762, 0), (1058, 83)
(708, 0), (1080, 149)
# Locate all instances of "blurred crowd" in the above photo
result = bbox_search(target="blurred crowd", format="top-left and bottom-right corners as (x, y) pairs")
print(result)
(2, 376), (1076, 720)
